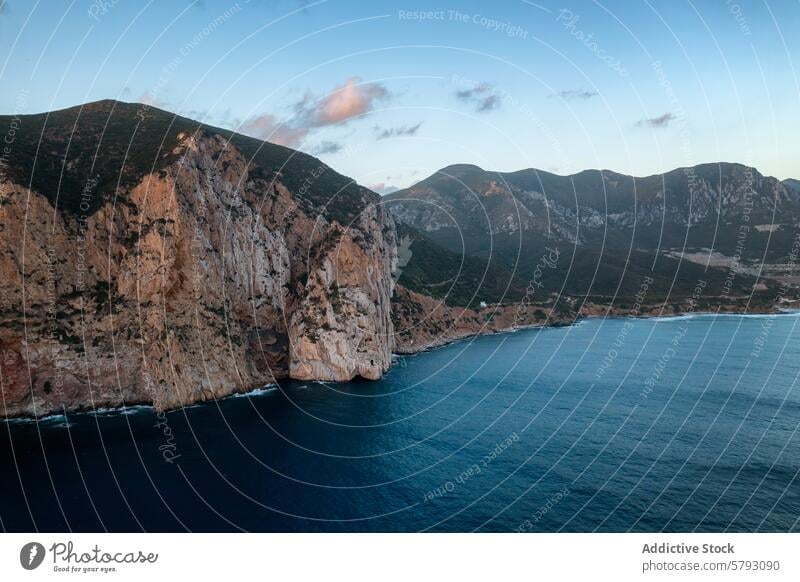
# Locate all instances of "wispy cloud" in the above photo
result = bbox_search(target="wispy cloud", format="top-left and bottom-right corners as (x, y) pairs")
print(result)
(375, 122), (422, 140)
(300, 77), (388, 126)
(311, 140), (343, 156)
(0, 1), (9, 15)
(636, 112), (676, 128)
(477, 94), (500, 111)
(455, 83), (501, 112)
(241, 77), (389, 147)
(555, 89), (598, 100)
(368, 182), (400, 195)
(239, 113), (309, 148)
(137, 91), (167, 108)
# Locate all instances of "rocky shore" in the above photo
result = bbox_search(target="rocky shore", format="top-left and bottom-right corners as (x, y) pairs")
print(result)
(393, 292), (798, 357)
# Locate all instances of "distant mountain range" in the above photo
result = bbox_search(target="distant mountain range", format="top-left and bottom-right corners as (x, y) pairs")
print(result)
(386, 162), (800, 299)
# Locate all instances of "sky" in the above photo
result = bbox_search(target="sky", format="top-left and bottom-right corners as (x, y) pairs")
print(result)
(0, 0), (798, 192)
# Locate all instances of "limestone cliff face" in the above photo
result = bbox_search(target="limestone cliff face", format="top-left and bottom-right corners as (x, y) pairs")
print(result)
(0, 128), (396, 417)
(289, 212), (397, 381)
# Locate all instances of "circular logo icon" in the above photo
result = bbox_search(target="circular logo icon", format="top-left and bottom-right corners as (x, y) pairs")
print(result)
(20, 542), (46, 570)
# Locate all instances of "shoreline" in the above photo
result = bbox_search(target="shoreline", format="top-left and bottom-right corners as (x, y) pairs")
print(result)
(1, 383), (280, 424)
(393, 301), (800, 357)
(4, 303), (798, 423)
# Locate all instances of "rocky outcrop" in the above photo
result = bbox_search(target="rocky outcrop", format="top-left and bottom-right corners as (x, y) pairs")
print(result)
(0, 124), (396, 417)
(391, 284), (573, 354)
(289, 210), (397, 381)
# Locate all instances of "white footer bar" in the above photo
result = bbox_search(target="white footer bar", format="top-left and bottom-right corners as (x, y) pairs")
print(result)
(1, 533), (796, 581)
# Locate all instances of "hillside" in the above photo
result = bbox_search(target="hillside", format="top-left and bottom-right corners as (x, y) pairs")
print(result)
(393, 223), (529, 307)
(385, 163), (800, 300)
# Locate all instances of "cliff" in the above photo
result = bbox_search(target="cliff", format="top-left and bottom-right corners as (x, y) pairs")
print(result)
(0, 101), (397, 417)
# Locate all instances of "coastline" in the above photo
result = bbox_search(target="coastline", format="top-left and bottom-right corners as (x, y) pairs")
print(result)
(393, 298), (800, 357)
(1, 383), (281, 424)
(4, 301), (797, 422)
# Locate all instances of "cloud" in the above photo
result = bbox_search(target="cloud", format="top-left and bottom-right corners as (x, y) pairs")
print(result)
(636, 112), (677, 128)
(455, 83), (501, 112)
(137, 91), (167, 108)
(477, 94), (500, 111)
(241, 77), (389, 148)
(375, 122), (422, 140)
(555, 89), (598, 100)
(239, 113), (309, 148)
(0, 1), (8, 15)
(310, 140), (343, 156)
(298, 77), (388, 126)
(368, 182), (400, 195)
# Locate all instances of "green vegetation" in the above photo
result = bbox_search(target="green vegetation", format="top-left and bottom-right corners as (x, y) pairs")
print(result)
(395, 223), (528, 307)
(386, 162), (785, 300)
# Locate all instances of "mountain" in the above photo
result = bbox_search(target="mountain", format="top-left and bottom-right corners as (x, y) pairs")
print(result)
(784, 178), (800, 196)
(385, 163), (800, 299)
(0, 100), (399, 417)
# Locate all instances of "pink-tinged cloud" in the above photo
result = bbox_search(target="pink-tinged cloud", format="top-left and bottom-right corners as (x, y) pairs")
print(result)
(240, 113), (309, 148)
(240, 77), (389, 148)
(309, 77), (388, 126)
(368, 182), (400, 195)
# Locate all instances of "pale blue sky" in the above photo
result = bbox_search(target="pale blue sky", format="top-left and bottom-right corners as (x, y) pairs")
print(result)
(1, 0), (797, 191)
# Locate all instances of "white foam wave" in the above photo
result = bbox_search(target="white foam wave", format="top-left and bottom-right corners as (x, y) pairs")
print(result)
(230, 384), (280, 398)
(651, 310), (800, 323)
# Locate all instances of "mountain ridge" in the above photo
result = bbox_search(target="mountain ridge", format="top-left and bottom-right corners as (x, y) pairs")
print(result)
(404, 161), (792, 187)
(385, 160), (798, 298)
(0, 99), (375, 225)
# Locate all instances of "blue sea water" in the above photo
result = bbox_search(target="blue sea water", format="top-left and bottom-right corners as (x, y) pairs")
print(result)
(2, 313), (799, 532)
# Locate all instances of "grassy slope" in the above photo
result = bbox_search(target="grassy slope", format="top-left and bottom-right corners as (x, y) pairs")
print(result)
(395, 223), (529, 307)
